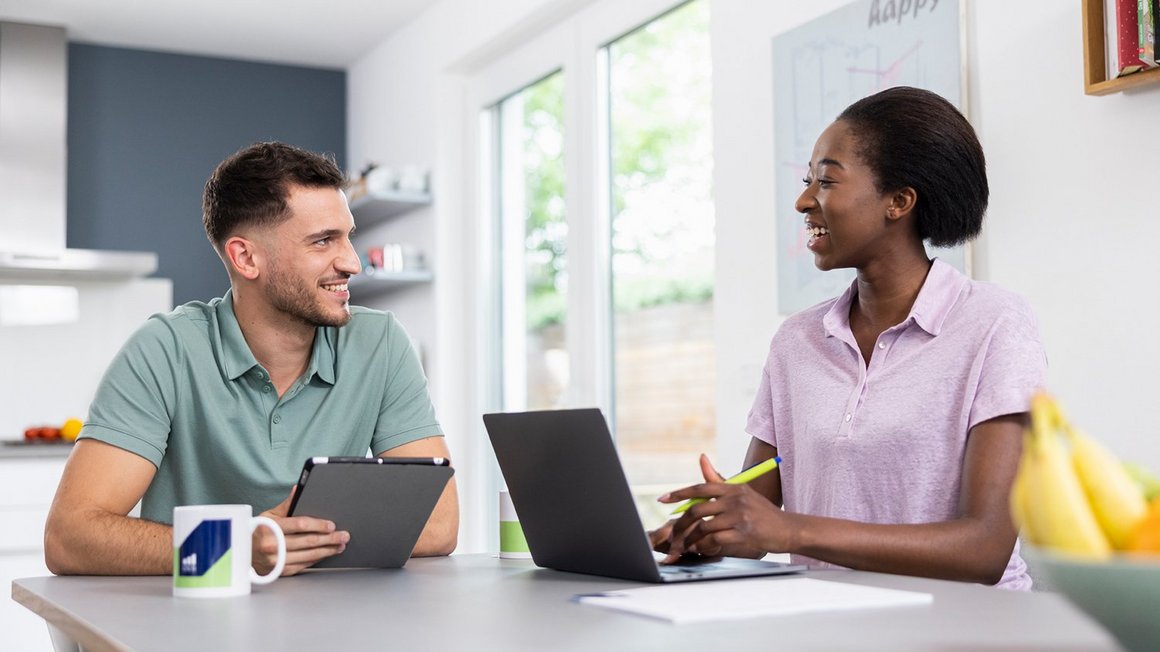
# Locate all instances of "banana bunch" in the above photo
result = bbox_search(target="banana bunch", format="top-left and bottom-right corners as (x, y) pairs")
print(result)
(1010, 392), (1148, 558)
(1124, 463), (1160, 502)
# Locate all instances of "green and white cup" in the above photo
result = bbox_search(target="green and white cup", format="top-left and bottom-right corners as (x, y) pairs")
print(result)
(173, 504), (286, 598)
(499, 490), (531, 559)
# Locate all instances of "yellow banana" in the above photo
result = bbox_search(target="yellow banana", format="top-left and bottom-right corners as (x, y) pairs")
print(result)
(1124, 462), (1160, 502)
(1064, 423), (1147, 549)
(1017, 393), (1110, 558)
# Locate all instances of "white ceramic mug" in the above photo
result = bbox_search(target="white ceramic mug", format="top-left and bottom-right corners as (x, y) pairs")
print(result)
(172, 504), (286, 598)
(499, 490), (532, 559)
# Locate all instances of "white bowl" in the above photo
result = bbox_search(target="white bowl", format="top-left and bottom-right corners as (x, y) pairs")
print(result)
(1024, 546), (1160, 652)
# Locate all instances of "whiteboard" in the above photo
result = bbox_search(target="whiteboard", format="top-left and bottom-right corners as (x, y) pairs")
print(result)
(772, 0), (965, 316)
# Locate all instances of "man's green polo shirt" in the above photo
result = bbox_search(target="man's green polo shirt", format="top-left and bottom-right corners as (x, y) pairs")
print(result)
(79, 290), (443, 524)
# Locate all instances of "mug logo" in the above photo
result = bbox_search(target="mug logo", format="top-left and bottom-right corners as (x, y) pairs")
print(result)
(174, 519), (232, 588)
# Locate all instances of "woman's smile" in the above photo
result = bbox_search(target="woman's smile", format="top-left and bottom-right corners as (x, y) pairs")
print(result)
(805, 223), (830, 250)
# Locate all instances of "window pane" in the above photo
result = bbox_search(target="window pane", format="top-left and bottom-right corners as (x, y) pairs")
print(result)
(608, 0), (714, 486)
(497, 71), (569, 411)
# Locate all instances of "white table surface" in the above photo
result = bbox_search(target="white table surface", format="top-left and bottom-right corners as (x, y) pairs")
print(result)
(12, 553), (1121, 651)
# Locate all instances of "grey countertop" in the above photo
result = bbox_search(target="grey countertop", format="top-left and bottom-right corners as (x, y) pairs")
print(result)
(0, 441), (74, 459)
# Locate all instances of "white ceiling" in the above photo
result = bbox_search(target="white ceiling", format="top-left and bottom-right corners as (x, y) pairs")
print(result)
(0, 0), (433, 68)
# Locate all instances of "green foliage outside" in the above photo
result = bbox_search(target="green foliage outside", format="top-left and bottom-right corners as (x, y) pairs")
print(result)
(519, 0), (713, 330)
(518, 72), (568, 330)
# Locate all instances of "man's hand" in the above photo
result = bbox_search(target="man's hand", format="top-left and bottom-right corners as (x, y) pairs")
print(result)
(257, 489), (350, 576)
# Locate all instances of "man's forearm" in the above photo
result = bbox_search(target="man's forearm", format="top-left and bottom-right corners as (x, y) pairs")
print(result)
(411, 478), (459, 557)
(45, 508), (172, 575)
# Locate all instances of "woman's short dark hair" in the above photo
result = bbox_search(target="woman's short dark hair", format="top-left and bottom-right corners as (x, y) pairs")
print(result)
(202, 142), (346, 248)
(837, 86), (987, 247)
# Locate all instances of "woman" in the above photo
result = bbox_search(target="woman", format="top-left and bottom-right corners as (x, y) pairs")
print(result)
(654, 86), (1045, 588)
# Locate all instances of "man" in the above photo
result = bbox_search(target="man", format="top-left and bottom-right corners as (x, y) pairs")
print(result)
(44, 142), (457, 576)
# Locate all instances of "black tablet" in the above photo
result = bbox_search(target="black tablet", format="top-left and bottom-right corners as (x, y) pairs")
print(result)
(287, 456), (454, 569)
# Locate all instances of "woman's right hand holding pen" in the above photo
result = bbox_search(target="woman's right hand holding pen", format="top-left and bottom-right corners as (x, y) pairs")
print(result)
(653, 453), (794, 563)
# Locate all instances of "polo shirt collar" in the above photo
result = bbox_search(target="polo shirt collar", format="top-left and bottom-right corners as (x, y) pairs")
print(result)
(217, 290), (260, 381)
(907, 258), (968, 336)
(310, 327), (337, 386)
(822, 258), (967, 339)
(822, 281), (857, 339)
(216, 290), (338, 385)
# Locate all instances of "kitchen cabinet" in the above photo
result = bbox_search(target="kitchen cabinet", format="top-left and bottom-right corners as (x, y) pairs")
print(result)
(0, 453), (67, 651)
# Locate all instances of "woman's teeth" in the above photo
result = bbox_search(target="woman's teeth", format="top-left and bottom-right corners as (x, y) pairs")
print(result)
(807, 226), (829, 237)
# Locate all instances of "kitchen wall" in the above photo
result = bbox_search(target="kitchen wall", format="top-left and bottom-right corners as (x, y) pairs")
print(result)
(0, 278), (172, 439)
(348, 0), (1160, 553)
(66, 44), (347, 305)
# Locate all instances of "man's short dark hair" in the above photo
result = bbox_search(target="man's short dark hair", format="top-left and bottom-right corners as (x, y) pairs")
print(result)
(202, 142), (346, 248)
(837, 86), (988, 247)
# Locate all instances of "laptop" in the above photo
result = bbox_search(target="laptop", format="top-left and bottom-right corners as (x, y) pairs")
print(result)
(483, 408), (807, 583)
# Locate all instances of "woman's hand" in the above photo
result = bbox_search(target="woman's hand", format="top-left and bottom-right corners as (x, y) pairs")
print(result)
(647, 519), (675, 554)
(656, 454), (790, 563)
(649, 517), (725, 558)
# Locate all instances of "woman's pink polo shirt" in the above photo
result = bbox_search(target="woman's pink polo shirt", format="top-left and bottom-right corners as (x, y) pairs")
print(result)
(746, 259), (1046, 589)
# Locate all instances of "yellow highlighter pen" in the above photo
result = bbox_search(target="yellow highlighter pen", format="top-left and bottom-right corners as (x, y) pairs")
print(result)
(669, 456), (782, 515)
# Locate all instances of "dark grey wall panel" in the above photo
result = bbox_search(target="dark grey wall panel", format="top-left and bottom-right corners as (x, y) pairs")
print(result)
(67, 44), (346, 305)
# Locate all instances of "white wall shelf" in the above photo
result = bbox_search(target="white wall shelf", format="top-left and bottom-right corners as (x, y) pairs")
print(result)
(347, 189), (432, 228)
(349, 268), (434, 297)
(346, 184), (433, 298)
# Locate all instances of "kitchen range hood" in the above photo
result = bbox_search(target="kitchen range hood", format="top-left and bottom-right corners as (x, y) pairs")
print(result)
(0, 21), (156, 280)
(0, 249), (157, 280)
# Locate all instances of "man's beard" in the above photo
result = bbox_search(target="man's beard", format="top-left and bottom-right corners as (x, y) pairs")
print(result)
(265, 258), (351, 328)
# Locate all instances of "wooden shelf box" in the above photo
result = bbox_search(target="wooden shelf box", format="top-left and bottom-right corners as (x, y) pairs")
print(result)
(1082, 0), (1160, 95)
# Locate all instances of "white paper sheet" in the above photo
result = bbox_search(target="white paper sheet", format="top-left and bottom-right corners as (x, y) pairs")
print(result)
(577, 577), (933, 624)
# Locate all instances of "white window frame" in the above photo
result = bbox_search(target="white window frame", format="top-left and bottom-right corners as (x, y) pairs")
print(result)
(462, 0), (689, 553)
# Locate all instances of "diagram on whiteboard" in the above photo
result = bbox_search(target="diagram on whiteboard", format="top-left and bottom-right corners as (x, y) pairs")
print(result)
(772, 0), (963, 315)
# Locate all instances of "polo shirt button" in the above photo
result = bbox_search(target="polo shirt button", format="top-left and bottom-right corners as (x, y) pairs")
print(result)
(877, 342), (886, 349)
(273, 415), (281, 424)
(844, 413), (852, 422)
(262, 385), (271, 393)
